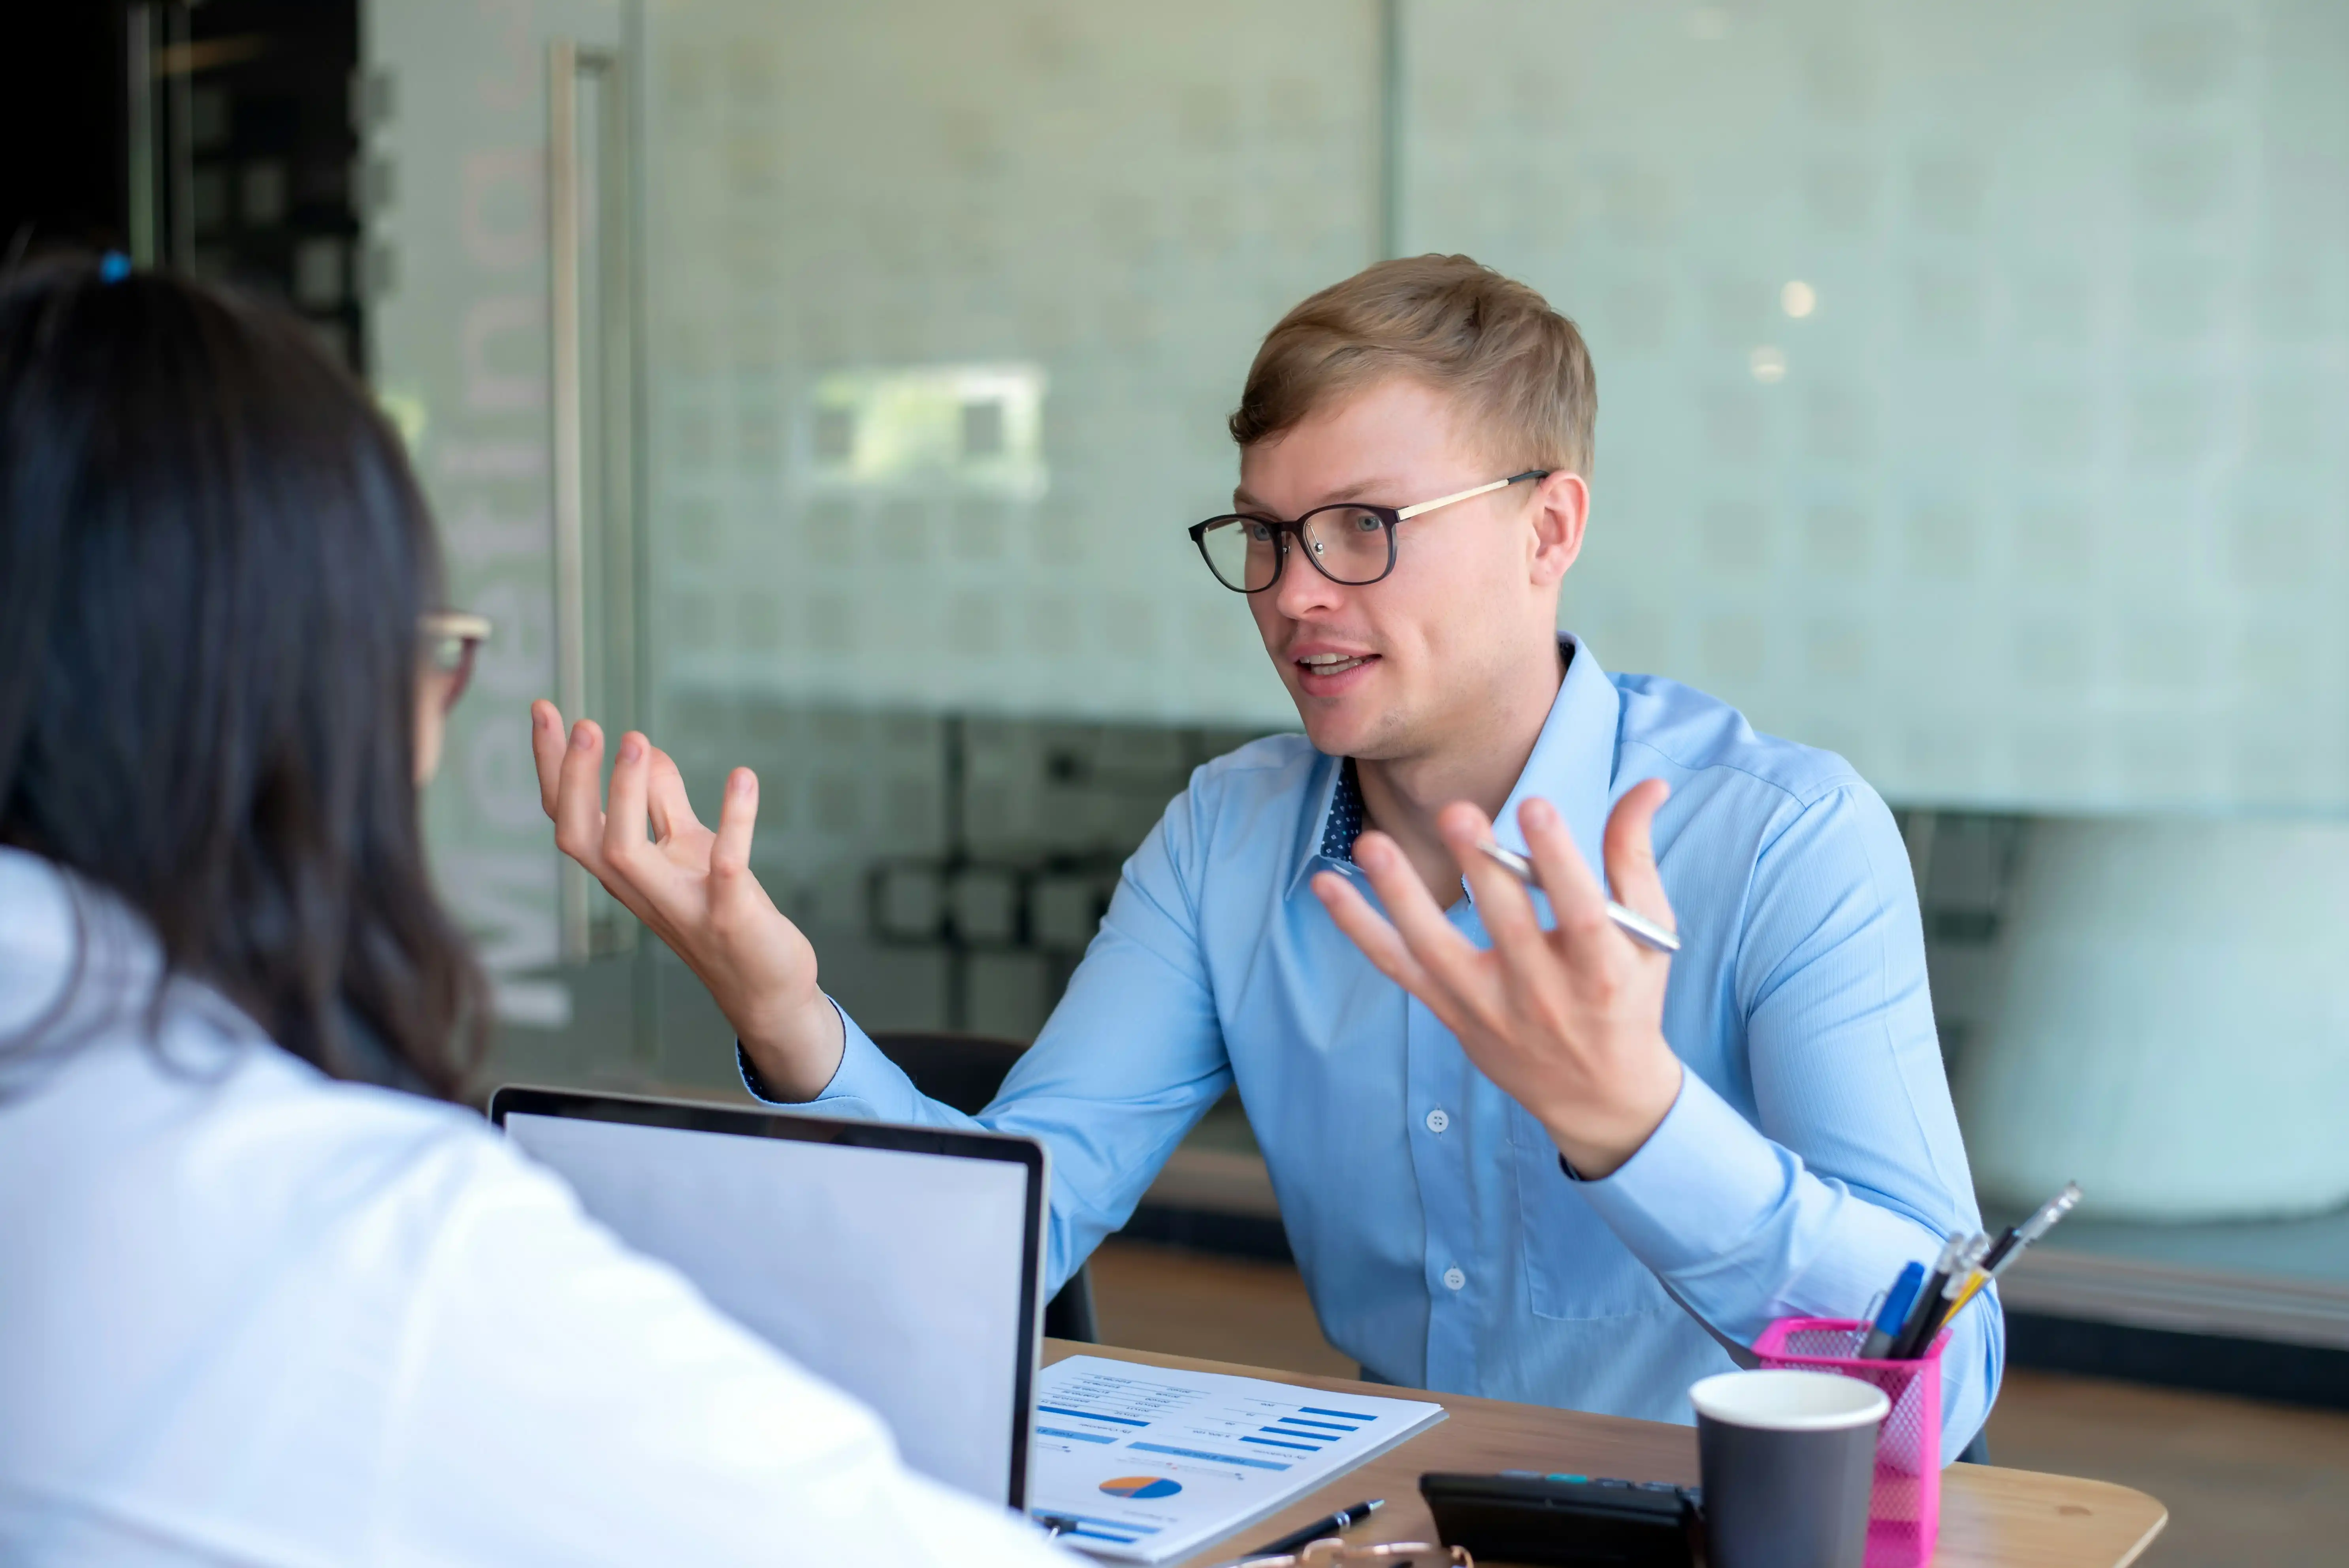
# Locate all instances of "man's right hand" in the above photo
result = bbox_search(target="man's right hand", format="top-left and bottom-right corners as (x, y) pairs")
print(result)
(530, 699), (845, 1099)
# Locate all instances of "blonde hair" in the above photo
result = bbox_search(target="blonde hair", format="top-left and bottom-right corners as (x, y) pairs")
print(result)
(1229, 254), (1596, 474)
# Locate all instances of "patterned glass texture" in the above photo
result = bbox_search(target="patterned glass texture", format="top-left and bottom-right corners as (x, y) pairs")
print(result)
(643, 0), (1378, 728)
(1408, 0), (2349, 811)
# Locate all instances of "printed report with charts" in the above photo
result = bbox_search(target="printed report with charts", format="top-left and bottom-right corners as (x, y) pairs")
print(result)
(1027, 1356), (1446, 1562)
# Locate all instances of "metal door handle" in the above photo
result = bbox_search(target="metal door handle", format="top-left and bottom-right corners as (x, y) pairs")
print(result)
(548, 39), (632, 963)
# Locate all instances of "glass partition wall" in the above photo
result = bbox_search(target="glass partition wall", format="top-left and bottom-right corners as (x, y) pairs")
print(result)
(1393, 0), (2349, 1372)
(369, 0), (1372, 1082)
(632, 0), (1371, 1072)
(367, 0), (2349, 1382)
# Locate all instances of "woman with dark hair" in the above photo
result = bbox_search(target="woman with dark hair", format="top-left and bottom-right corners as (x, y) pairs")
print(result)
(0, 260), (1068, 1566)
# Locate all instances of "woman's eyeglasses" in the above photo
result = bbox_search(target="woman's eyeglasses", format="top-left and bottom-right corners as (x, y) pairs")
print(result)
(420, 611), (492, 712)
(1189, 471), (1550, 594)
(1212, 1540), (1471, 1567)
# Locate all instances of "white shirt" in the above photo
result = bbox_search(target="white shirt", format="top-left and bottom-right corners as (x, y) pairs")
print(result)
(0, 848), (1071, 1566)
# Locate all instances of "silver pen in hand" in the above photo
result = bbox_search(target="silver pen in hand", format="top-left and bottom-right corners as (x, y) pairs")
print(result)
(1477, 841), (1681, 953)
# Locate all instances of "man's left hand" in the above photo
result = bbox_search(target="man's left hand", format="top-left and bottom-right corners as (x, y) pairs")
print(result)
(1311, 781), (1684, 1179)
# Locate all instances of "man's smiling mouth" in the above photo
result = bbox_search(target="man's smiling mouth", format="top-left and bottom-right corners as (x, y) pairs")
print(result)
(1298, 653), (1375, 676)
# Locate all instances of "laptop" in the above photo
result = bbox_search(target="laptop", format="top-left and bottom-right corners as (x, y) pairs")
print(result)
(489, 1086), (1047, 1507)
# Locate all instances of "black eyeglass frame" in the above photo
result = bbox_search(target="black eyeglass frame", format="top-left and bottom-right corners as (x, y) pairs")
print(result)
(1188, 470), (1552, 593)
(420, 610), (493, 712)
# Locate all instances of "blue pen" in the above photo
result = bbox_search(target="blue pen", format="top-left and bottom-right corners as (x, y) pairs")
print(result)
(1859, 1262), (1926, 1359)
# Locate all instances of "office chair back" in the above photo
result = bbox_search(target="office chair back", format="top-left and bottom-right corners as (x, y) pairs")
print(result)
(867, 1031), (1097, 1344)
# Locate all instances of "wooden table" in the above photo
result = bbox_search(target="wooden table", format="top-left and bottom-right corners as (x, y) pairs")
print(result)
(1044, 1342), (2167, 1568)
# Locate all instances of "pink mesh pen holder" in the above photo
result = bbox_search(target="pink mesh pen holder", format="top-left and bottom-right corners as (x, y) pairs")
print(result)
(1752, 1317), (1946, 1568)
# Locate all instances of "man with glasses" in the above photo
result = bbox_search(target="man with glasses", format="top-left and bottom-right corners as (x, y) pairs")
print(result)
(532, 254), (1999, 1453)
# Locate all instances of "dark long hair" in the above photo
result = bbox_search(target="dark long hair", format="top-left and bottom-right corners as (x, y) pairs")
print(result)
(0, 258), (487, 1097)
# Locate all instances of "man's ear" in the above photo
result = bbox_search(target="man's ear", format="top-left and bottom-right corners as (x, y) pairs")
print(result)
(1528, 470), (1588, 586)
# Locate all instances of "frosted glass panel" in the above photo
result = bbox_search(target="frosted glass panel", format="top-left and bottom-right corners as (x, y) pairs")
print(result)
(642, 0), (1377, 728)
(1406, 0), (2349, 812)
(365, 0), (625, 1031)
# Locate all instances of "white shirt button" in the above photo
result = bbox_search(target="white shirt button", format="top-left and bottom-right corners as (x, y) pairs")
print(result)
(1442, 1266), (1467, 1291)
(1424, 1107), (1450, 1134)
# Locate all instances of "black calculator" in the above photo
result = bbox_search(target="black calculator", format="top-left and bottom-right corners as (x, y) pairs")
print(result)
(1420, 1470), (1703, 1567)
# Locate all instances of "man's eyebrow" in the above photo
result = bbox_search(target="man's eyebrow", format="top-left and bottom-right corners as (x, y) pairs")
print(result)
(1230, 478), (1399, 514)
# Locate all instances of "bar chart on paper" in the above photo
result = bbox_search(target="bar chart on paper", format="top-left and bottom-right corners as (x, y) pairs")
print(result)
(1027, 1355), (1445, 1562)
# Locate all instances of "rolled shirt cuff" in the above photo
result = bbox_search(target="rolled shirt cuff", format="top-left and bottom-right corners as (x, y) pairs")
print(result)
(1571, 1067), (1797, 1280)
(735, 999), (927, 1122)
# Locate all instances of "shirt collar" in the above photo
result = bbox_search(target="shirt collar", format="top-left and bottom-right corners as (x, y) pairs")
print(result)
(1294, 632), (1623, 892)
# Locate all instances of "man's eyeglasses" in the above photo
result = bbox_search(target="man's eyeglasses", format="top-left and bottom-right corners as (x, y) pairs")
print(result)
(1189, 471), (1550, 594)
(421, 611), (492, 712)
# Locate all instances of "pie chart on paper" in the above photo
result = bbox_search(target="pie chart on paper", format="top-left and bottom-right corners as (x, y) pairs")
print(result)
(1099, 1475), (1183, 1500)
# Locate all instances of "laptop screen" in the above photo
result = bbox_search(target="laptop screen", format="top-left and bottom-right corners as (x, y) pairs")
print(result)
(495, 1091), (1042, 1506)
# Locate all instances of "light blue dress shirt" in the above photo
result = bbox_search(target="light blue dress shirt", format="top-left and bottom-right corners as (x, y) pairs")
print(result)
(753, 635), (2001, 1450)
